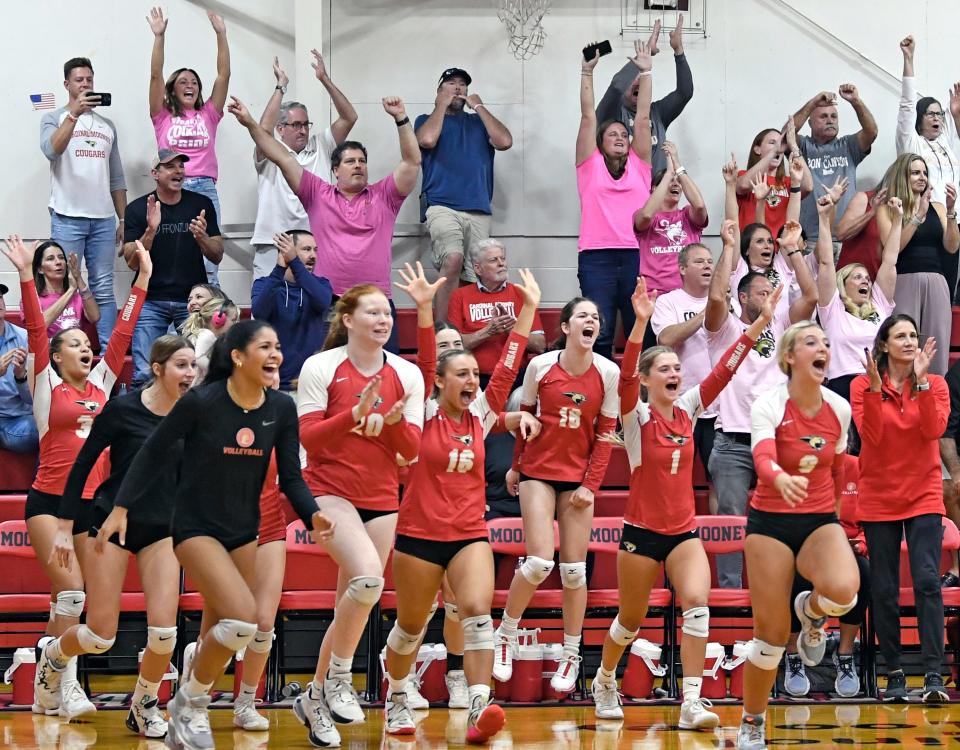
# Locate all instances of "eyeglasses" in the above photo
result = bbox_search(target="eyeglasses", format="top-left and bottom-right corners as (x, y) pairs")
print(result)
(283, 121), (312, 130)
(924, 111), (945, 119)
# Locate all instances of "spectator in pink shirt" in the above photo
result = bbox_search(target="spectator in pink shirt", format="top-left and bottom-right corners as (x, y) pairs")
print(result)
(32, 241), (100, 341)
(147, 6), (230, 285)
(577, 40), (654, 359)
(634, 141), (708, 296)
(229, 95), (421, 353)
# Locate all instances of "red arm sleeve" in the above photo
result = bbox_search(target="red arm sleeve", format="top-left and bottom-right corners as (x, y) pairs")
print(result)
(483, 332), (528, 415)
(380, 420), (422, 462)
(20, 279), (50, 375)
(582, 414), (617, 493)
(699, 334), (754, 409)
(510, 403), (537, 472)
(299, 409), (359, 454)
(619, 338), (642, 414)
(752, 437), (786, 488)
(918, 377), (951, 441)
(850, 377), (883, 447)
(103, 287), (146, 375)
(416, 324), (437, 394)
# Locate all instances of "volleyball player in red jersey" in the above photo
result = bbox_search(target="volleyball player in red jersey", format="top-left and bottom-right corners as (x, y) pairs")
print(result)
(2, 235), (150, 719)
(295, 284), (424, 747)
(590, 278), (780, 725)
(379, 263), (539, 742)
(492, 296), (620, 693)
(737, 321), (861, 750)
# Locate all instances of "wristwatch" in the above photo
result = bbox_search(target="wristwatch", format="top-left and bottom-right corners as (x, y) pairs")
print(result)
(275, 84), (287, 94)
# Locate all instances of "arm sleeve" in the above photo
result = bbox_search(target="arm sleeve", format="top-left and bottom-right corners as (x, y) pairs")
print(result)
(596, 61), (637, 123)
(102, 287), (146, 376)
(582, 414), (617, 493)
(274, 398), (320, 527)
(652, 53), (694, 128)
(619, 338), (642, 414)
(752, 438), (786, 488)
(290, 260), (333, 314)
(919, 377), (951, 441)
(299, 410), (359, 454)
(107, 121), (126, 192)
(380, 419), (422, 462)
(510, 402), (537, 473)
(482, 332), (528, 416)
(20, 279), (50, 375)
(896, 76), (918, 155)
(850, 376), (883, 446)
(115, 391), (200, 510)
(416, 324), (437, 393)
(250, 267), (284, 320)
(39, 111), (60, 162)
(59, 401), (118, 520)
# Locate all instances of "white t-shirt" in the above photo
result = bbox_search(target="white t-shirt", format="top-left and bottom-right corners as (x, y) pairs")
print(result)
(730, 252), (796, 320)
(41, 108), (126, 219)
(251, 128), (337, 245)
(706, 310), (789, 433)
(818, 283), (894, 380)
(651, 287), (715, 418)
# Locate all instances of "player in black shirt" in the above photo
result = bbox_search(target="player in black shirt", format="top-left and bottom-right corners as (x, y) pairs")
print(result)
(105, 319), (333, 750)
(43, 336), (196, 738)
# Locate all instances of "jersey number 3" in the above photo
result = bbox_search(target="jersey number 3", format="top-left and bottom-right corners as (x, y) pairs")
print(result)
(558, 407), (582, 429)
(446, 449), (475, 473)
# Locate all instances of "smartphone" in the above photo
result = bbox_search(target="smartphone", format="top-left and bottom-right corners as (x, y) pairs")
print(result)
(88, 92), (112, 106)
(582, 40), (613, 61)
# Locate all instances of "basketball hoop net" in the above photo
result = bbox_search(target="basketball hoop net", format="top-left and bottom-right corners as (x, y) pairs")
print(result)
(497, 0), (551, 61)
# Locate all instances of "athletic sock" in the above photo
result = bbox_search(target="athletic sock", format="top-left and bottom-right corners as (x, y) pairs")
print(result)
(594, 665), (616, 685)
(498, 614), (520, 639)
(182, 674), (213, 700)
(468, 683), (490, 706)
(682, 676), (703, 703)
(133, 676), (160, 706)
(238, 683), (259, 701)
(45, 638), (68, 670)
(327, 653), (352, 680)
(562, 633), (581, 659)
(386, 674), (408, 697)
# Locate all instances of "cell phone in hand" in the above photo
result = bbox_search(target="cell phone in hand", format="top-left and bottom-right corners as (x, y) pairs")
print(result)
(583, 40), (613, 61)
(88, 92), (112, 106)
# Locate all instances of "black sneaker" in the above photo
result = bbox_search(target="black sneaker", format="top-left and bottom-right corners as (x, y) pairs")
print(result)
(884, 671), (908, 702)
(942, 572), (960, 588)
(923, 672), (949, 703)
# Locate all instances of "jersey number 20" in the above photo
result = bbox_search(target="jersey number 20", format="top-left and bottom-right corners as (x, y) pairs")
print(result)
(351, 414), (384, 437)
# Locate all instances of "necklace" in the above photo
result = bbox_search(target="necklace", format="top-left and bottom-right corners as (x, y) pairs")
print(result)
(227, 378), (266, 413)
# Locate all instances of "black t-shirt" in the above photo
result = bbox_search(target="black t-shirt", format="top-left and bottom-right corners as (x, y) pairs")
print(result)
(116, 381), (317, 541)
(59, 390), (181, 528)
(124, 189), (221, 302)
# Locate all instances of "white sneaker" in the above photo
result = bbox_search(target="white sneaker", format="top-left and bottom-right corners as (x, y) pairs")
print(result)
(32, 638), (63, 715)
(550, 653), (581, 694)
(591, 678), (623, 720)
(404, 679), (430, 710)
(678, 697), (720, 730)
(737, 715), (767, 750)
(793, 591), (828, 667)
(445, 670), (469, 709)
(125, 695), (168, 738)
(59, 678), (96, 722)
(293, 685), (341, 748)
(166, 687), (213, 750)
(492, 629), (516, 682)
(384, 691), (416, 735)
(234, 694), (270, 731)
(181, 642), (197, 685)
(323, 674), (365, 724)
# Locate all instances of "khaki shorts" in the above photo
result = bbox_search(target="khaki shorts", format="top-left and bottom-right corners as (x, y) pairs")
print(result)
(425, 205), (491, 282)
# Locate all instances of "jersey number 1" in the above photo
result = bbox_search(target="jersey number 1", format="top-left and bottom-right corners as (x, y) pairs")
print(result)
(669, 448), (681, 475)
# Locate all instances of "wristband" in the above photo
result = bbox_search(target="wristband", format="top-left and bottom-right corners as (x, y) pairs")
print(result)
(917, 381), (931, 391)
(674, 166), (687, 178)
(473, 103), (486, 111)
(790, 186), (801, 193)
(66, 112), (78, 122)
(948, 212), (957, 219)
(14, 374), (27, 384)
(638, 70), (652, 77)
(787, 249), (802, 256)
(395, 116), (410, 127)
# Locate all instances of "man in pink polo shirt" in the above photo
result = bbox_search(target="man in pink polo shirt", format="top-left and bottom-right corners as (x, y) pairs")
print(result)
(229, 95), (421, 352)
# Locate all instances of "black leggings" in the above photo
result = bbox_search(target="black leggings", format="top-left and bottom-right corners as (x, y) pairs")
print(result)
(863, 514), (945, 673)
(790, 552), (871, 631)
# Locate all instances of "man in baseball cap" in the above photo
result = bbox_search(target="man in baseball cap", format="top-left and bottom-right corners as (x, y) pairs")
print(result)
(150, 148), (190, 170)
(415, 68), (513, 322)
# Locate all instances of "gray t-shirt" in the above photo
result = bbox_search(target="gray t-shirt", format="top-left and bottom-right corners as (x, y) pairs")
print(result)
(798, 133), (869, 241)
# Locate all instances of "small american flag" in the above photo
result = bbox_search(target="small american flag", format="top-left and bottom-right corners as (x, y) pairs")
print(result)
(30, 93), (56, 110)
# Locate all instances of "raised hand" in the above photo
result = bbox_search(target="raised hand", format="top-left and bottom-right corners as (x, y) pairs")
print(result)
(146, 195), (161, 233)
(646, 19), (662, 57)
(789, 152), (805, 183)
(147, 6), (167, 35)
(630, 276), (657, 320)
(67, 253), (84, 288)
(774, 473), (809, 507)
(207, 10), (227, 35)
(189, 209), (208, 241)
(812, 91), (837, 108)
(382, 96), (406, 120)
(914, 336), (937, 384)
(780, 220), (804, 252)
(1, 235), (36, 272)
(751, 173), (771, 202)
(632, 39), (653, 72)
(394, 261), (445, 308)
(759, 283), (784, 324)
(384, 393), (411, 425)
(915, 185), (933, 218)
(886, 196), (904, 217)
(274, 232), (297, 267)
(669, 14), (684, 54)
(838, 83), (859, 103)
(720, 218), (738, 246)
(516, 268), (542, 308)
(661, 140), (679, 167)
(816, 194), (834, 217)
(310, 48), (327, 81)
(134, 240), (153, 278)
(783, 114), (799, 153)
(823, 176), (850, 205)
(310, 510), (336, 544)
(273, 56), (289, 89)
(722, 152), (738, 184)
(227, 96), (255, 127)
(900, 35), (915, 60)
(863, 347), (881, 392)
(946, 183), (958, 213)
(354, 375), (382, 420)
(869, 187), (889, 211)
(951, 83), (960, 121)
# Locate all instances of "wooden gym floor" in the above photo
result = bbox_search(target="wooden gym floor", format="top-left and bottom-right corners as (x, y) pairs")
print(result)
(2, 700), (959, 749)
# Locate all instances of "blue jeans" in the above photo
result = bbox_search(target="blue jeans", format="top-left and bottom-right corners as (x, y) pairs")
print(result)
(50, 211), (117, 347)
(132, 300), (190, 387)
(182, 176), (222, 287)
(577, 249), (640, 360)
(0, 414), (39, 453)
(707, 431), (756, 589)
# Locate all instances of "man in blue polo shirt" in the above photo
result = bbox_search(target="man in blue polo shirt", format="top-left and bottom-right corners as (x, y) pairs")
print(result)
(415, 67), (513, 322)
(0, 284), (38, 453)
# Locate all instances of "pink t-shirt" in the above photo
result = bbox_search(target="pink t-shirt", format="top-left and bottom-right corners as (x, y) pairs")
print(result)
(296, 169), (406, 297)
(576, 149), (652, 252)
(38, 289), (84, 339)
(818, 283), (894, 380)
(152, 100), (224, 180)
(650, 287), (714, 416)
(730, 252), (797, 321)
(706, 310), (788, 433)
(636, 206), (706, 294)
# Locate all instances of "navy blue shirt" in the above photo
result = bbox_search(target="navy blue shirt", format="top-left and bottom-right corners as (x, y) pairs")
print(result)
(415, 111), (495, 219)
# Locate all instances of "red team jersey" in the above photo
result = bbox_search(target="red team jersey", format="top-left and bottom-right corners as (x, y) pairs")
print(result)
(750, 385), (851, 514)
(512, 350), (620, 491)
(398, 328), (525, 542)
(297, 347), (424, 511)
(23, 279), (144, 496)
(620, 334), (754, 535)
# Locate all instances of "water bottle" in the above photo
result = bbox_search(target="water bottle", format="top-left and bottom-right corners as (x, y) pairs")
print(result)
(281, 681), (302, 699)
